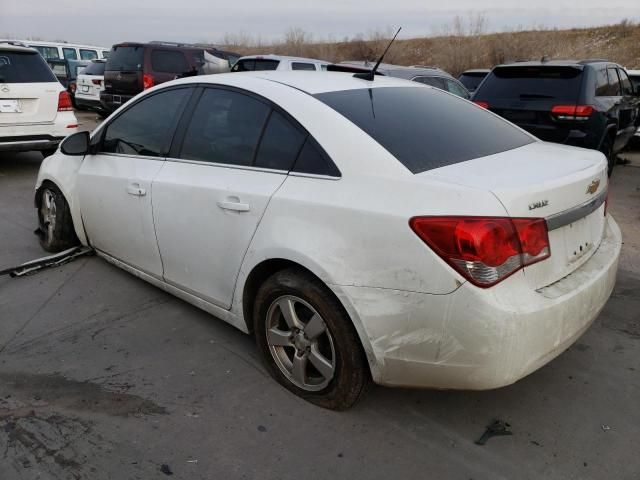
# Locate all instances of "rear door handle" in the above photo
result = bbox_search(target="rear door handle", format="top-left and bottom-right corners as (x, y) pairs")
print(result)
(126, 182), (146, 196)
(217, 198), (250, 212)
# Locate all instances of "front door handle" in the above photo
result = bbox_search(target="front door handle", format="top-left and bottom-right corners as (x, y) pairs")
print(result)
(126, 182), (146, 196)
(217, 198), (250, 212)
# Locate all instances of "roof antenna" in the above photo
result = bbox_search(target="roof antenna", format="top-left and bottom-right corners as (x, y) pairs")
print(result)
(354, 27), (402, 81)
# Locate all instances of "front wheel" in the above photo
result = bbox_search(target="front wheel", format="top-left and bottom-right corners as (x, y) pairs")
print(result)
(254, 269), (370, 410)
(37, 184), (79, 252)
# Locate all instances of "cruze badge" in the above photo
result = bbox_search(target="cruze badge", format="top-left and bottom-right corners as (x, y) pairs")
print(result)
(586, 179), (600, 195)
(528, 199), (549, 211)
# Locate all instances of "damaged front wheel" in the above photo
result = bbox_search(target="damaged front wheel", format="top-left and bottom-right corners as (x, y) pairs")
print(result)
(37, 184), (79, 252)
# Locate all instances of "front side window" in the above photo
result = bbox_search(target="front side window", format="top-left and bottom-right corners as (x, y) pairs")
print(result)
(151, 50), (188, 73)
(291, 62), (316, 71)
(607, 68), (621, 96)
(33, 46), (59, 60)
(100, 88), (190, 157)
(63, 48), (77, 60)
(179, 88), (270, 166)
(315, 86), (534, 174)
(0, 52), (58, 83)
(80, 49), (98, 60)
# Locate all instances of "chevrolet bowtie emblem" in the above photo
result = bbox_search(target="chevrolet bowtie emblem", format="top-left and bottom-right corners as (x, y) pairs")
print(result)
(586, 179), (600, 195)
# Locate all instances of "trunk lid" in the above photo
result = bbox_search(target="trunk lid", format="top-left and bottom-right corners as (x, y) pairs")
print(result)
(421, 141), (608, 289)
(0, 83), (61, 125)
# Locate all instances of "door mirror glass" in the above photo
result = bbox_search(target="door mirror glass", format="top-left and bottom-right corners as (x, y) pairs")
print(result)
(60, 131), (90, 156)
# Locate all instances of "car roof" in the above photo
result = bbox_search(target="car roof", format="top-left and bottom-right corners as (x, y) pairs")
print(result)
(237, 54), (329, 64)
(0, 42), (38, 53)
(461, 69), (490, 74)
(626, 69), (640, 76)
(496, 59), (620, 69)
(336, 61), (454, 80)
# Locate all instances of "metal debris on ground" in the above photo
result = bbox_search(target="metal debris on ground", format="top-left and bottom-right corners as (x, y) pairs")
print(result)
(475, 419), (513, 446)
(0, 246), (93, 278)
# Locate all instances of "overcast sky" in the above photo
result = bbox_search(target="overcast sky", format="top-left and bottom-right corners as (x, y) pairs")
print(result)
(1, 0), (638, 47)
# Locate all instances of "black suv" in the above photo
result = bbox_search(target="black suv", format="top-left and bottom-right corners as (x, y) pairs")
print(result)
(101, 42), (239, 113)
(472, 60), (640, 175)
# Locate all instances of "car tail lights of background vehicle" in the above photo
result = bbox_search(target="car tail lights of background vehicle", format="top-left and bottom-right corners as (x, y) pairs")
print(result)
(410, 216), (550, 287)
(57, 91), (73, 111)
(473, 100), (489, 109)
(143, 73), (154, 90)
(551, 105), (594, 121)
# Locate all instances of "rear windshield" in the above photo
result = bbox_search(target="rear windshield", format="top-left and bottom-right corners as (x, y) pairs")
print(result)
(83, 61), (105, 75)
(106, 45), (143, 71)
(476, 66), (583, 101)
(0, 51), (57, 83)
(232, 59), (279, 72)
(314, 86), (533, 173)
(458, 72), (487, 90)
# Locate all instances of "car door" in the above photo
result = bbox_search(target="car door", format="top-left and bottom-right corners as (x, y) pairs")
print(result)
(77, 86), (192, 277)
(152, 86), (307, 309)
(615, 68), (638, 146)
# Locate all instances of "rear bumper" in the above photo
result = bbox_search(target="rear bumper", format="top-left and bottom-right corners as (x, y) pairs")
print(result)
(0, 134), (66, 152)
(339, 215), (621, 389)
(100, 93), (135, 112)
(0, 112), (78, 152)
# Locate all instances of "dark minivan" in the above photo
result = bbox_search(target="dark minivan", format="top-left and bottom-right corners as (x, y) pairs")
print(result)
(100, 42), (239, 113)
(472, 60), (640, 175)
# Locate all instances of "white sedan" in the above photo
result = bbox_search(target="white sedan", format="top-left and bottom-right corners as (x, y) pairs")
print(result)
(35, 71), (621, 410)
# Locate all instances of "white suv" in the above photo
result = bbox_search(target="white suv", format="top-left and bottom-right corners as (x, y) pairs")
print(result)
(231, 54), (329, 72)
(0, 43), (78, 157)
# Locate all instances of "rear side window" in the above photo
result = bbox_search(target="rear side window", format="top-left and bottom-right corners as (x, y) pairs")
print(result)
(292, 137), (340, 177)
(106, 45), (143, 71)
(63, 48), (77, 60)
(254, 111), (306, 170)
(83, 61), (105, 75)
(618, 69), (633, 96)
(458, 73), (487, 91)
(101, 88), (190, 157)
(476, 66), (583, 102)
(629, 75), (640, 93)
(32, 46), (59, 60)
(0, 52), (58, 83)
(179, 88), (270, 166)
(315, 86), (534, 174)
(291, 62), (316, 71)
(445, 79), (470, 99)
(232, 59), (279, 72)
(595, 69), (611, 96)
(80, 49), (98, 60)
(151, 50), (188, 73)
(413, 76), (445, 89)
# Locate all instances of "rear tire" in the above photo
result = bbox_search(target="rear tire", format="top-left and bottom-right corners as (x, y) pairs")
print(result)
(37, 184), (79, 252)
(600, 136), (615, 177)
(253, 268), (370, 410)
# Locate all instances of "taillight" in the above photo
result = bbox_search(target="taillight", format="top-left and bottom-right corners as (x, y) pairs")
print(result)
(92, 78), (101, 85)
(409, 216), (551, 287)
(143, 73), (154, 90)
(551, 105), (593, 121)
(474, 100), (489, 109)
(57, 91), (73, 111)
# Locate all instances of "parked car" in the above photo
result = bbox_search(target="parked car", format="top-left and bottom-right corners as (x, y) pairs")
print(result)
(0, 39), (109, 60)
(458, 68), (490, 93)
(100, 41), (239, 113)
(35, 71), (620, 409)
(472, 60), (640, 175)
(74, 59), (107, 114)
(46, 58), (91, 109)
(231, 55), (329, 72)
(626, 69), (640, 142)
(329, 62), (470, 98)
(0, 43), (78, 157)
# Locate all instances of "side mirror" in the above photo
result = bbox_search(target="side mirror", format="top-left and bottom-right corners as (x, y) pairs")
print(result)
(60, 131), (90, 156)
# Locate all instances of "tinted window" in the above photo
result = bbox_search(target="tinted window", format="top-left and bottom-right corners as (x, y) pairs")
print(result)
(151, 50), (188, 73)
(458, 72), (487, 91)
(255, 111), (306, 170)
(101, 88), (189, 157)
(618, 69), (633, 96)
(63, 48), (77, 60)
(0, 51), (58, 83)
(595, 68), (611, 96)
(293, 137), (340, 177)
(445, 79), (470, 99)
(180, 88), (270, 166)
(292, 62), (316, 71)
(33, 46), (59, 59)
(629, 75), (640, 93)
(413, 76), (445, 89)
(232, 59), (279, 72)
(476, 66), (583, 102)
(107, 45), (143, 71)
(607, 68), (621, 96)
(83, 61), (105, 75)
(315, 86), (533, 174)
(80, 49), (98, 60)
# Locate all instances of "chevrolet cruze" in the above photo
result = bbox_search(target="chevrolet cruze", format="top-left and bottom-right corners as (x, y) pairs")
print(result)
(35, 71), (621, 409)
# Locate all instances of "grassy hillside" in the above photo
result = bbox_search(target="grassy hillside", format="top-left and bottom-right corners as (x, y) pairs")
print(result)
(226, 22), (640, 76)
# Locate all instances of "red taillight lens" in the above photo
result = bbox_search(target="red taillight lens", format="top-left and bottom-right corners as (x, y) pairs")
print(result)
(57, 91), (73, 111)
(551, 104), (593, 120)
(143, 73), (154, 90)
(410, 216), (551, 287)
(474, 100), (489, 109)
(91, 78), (101, 85)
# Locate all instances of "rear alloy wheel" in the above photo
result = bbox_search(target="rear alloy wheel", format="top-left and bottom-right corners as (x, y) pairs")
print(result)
(37, 184), (79, 252)
(254, 269), (370, 410)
